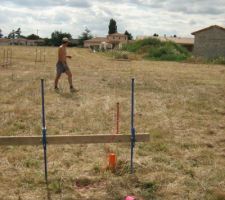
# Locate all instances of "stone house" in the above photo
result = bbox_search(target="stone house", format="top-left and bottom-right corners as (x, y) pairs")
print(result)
(84, 33), (128, 49)
(106, 33), (128, 47)
(191, 25), (225, 58)
(84, 37), (108, 48)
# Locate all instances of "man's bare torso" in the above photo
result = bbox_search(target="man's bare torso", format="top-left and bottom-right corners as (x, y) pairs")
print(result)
(58, 45), (67, 63)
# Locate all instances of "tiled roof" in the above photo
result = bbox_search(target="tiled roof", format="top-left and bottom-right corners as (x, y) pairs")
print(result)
(191, 25), (225, 35)
(108, 33), (126, 36)
(136, 36), (194, 45)
(84, 37), (107, 43)
(159, 37), (194, 45)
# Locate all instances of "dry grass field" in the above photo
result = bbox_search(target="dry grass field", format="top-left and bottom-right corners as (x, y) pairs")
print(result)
(0, 46), (224, 200)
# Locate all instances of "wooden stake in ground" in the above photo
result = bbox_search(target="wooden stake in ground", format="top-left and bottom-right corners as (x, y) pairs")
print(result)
(35, 48), (46, 64)
(1, 48), (12, 67)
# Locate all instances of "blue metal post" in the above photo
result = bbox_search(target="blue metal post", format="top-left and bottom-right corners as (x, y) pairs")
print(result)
(131, 78), (136, 174)
(41, 79), (48, 183)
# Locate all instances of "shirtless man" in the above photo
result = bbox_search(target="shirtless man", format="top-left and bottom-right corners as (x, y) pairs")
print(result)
(54, 37), (77, 92)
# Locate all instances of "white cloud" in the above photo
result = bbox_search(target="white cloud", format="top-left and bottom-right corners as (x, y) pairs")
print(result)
(0, 0), (224, 38)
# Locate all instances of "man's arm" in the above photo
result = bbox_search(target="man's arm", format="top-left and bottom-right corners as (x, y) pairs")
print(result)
(65, 47), (72, 59)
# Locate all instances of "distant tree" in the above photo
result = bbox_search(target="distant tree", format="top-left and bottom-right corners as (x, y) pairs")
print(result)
(27, 34), (40, 40)
(153, 33), (159, 37)
(51, 31), (72, 46)
(78, 27), (93, 46)
(43, 38), (52, 46)
(19, 35), (27, 39)
(173, 35), (177, 38)
(8, 28), (21, 39)
(8, 30), (15, 39)
(124, 30), (133, 40)
(108, 19), (117, 34)
(15, 28), (21, 38)
(0, 29), (3, 38)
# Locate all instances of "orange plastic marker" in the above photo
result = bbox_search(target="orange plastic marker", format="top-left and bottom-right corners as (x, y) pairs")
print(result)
(108, 153), (116, 170)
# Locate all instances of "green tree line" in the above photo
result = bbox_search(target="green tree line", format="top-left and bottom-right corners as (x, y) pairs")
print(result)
(0, 19), (133, 46)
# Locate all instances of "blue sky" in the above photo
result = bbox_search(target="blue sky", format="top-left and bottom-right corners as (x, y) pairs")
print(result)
(0, 0), (225, 38)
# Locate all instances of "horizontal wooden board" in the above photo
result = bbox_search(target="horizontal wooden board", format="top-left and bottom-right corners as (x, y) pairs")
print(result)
(0, 134), (149, 146)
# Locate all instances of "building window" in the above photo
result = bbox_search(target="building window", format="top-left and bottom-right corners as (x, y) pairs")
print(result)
(119, 37), (120, 39)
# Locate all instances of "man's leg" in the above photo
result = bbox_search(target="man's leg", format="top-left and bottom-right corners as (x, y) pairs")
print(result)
(65, 70), (74, 89)
(54, 73), (61, 89)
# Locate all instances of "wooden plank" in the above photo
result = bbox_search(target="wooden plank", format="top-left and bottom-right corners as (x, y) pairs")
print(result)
(0, 134), (149, 146)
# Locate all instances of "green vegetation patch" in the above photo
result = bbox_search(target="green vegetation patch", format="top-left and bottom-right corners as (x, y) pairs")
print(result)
(123, 38), (190, 61)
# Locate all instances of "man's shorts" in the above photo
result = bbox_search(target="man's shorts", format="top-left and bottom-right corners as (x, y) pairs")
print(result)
(56, 61), (70, 75)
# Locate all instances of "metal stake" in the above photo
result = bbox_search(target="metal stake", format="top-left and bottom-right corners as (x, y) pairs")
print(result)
(41, 79), (48, 183)
(130, 78), (136, 174)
